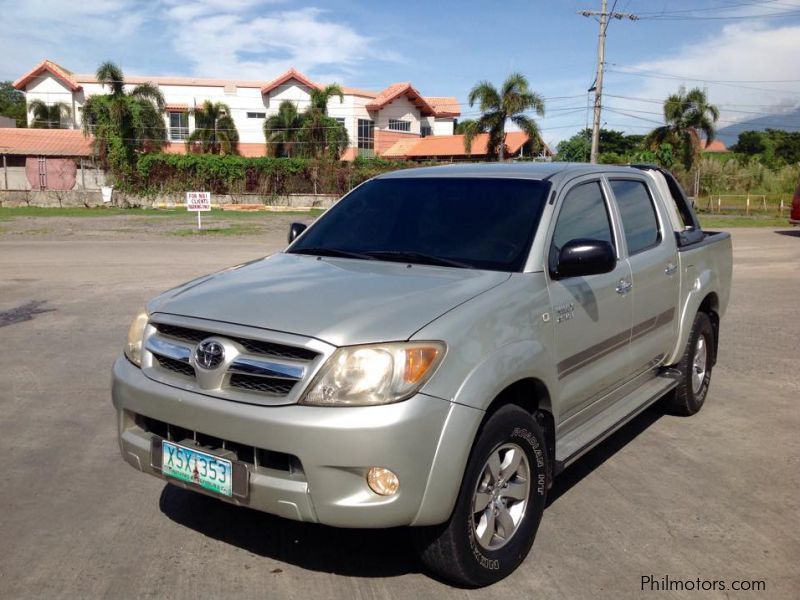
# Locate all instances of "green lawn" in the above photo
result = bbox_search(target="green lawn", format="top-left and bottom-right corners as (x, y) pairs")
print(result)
(697, 214), (793, 229)
(0, 206), (324, 221)
(171, 223), (264, 236)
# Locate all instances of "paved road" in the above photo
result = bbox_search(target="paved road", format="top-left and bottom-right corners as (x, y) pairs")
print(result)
(0, 229), (798, 599)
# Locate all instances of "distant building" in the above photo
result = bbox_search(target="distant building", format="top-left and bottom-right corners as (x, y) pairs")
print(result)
(698, 139), (729, 153)
(13, 59), (461, 160)
(0, 128), (97, 191)
(382, 131), (553, 161)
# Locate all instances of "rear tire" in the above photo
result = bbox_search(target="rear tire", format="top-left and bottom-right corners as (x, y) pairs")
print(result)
(665, 311), (715, 416)
(414, 405), (548, 587)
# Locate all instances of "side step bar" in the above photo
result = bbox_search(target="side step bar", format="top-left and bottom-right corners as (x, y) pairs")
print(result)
(554, 371), (679, 475)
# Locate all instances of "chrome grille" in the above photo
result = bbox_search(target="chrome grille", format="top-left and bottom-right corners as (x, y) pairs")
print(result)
(154, 354), (195, 378)
(155, 323), (318, 361)
(143, 318), (328, 406)
(229, 374), (295, 394)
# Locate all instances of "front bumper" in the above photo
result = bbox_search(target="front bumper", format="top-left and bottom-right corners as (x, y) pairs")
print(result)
(112, 356), (483, 528)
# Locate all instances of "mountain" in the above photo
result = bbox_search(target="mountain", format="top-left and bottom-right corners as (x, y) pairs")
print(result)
(715, 107), (800, 147)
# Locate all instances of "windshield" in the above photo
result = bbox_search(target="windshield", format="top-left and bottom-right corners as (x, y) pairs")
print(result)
(288, 177), (549, 272)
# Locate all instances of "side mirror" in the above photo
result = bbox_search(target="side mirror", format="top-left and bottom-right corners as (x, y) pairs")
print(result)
(554, 239), (615, 279)
(287, 222), (307, 243)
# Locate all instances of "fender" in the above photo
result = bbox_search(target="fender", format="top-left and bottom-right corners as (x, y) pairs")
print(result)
(412, 340), (556, 525)
(667, 265), (719, 365)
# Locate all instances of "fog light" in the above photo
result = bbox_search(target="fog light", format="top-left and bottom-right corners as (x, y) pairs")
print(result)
(367, 467), (399, 496)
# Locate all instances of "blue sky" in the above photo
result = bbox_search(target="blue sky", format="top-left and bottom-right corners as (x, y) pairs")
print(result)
(2, 0), (800, 144)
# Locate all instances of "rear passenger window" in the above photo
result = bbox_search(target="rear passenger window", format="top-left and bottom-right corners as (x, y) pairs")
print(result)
(550, 181), (614, 273)
(609, 180), (660, 254)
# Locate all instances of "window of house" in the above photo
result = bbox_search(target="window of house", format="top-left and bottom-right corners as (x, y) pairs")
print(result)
(357, 119), (374, 157)
(169, 112), (189, 141)
(334, 117), (346, 127)
(247, 112), (266, 119)
(388, 119), (411, 132)
(609, 179), (661, 254)
(421, 124), (433, 137)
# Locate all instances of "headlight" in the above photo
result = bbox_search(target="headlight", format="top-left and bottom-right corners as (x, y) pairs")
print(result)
(124, 309), (149, 367)
(300, 341), (446, 406)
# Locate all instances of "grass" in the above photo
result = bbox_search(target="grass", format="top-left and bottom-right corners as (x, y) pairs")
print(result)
(698, 214), (793, 228)
(0, 206), (325, 221)
(171, 223), (263, 236)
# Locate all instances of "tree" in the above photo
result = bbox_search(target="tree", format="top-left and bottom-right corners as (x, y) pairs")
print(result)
(454, 119), (485, 135)
(28, 99), (71, 129)
(465, 73), (545, 160)
(645, 86), (719, 171)
(556, 131), (592, 162)
(731, 130), (766, 156)
(0, 81), (27, 127)
(187, 100), (239, 155)
(299, 84), (348, 160)
(82, 61), (167, 175)
(263, 100), (302, 157)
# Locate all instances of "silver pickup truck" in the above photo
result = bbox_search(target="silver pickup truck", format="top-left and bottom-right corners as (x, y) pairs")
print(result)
(113, 163), (732, 587)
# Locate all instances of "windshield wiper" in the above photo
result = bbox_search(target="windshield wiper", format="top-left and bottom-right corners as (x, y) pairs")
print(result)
(289, 247), (376, 260)
(364, 250), (472, 269)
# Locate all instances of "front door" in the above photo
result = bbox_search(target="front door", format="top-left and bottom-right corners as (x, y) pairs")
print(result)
(546, 179), (634, 422)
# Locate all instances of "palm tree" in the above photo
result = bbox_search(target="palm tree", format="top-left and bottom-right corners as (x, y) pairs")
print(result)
(81, 61), (167, 174)
(300, 84), (348, 159)
(187, 100), (239, 155)
(454, 119), (485, 135)
(465, 73), (545, 160)
(28, 99), (71, 129)
(264, 100), (302, 157)
(645, 86), (720, 171)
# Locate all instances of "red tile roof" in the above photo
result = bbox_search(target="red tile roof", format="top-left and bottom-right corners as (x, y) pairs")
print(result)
(382, 131), (533, 159)
(0, 128), (92, 157)
(699, 139), (728, 152)
(13, 59), (82, 92)
(367, 83), (439, 116)
(165, 103), (188, 112)
(260, 68), (320, 95)
(423, 96), (461, 117)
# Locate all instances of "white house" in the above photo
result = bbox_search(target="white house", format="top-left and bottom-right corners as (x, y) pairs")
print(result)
(13, 60), (460, 159)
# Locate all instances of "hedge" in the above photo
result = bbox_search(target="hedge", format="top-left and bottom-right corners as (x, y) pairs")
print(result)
(129, 153), (429, 197)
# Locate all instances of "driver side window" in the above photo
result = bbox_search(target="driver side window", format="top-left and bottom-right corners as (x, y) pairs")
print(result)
(549, 181), (615, 273)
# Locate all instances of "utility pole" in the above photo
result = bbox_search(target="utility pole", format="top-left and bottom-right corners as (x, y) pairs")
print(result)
(579, 2), (638, 163)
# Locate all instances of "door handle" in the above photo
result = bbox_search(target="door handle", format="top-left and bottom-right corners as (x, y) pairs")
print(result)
(665, 263), (678, 275)
(615, 279), (632, 295)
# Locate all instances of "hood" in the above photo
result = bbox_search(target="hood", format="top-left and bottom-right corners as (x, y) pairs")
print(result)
(148, 253), (510, 346)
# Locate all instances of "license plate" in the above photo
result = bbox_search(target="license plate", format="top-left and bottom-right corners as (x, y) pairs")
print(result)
(161, 441), (233, 497)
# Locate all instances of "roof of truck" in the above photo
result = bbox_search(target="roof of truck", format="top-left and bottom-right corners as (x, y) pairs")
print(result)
(376, 162), (649, 185)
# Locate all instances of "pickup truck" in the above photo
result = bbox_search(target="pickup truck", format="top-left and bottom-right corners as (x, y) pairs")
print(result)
(113, 163), (732, 587)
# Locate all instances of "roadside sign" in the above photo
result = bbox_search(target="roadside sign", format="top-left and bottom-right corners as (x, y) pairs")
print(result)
(186, 191), (211, 229)
(101, 186), (113, 203)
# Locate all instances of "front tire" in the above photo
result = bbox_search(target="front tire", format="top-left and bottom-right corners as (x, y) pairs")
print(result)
(415, 405), (549, 587)
(665, 311), (715, 416)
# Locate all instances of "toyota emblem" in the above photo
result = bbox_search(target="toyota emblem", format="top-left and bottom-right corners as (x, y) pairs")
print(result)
(195, 339), (225, 369)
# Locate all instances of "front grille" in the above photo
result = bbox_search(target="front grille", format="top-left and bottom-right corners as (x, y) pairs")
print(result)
(155, 323), (318, 361)
(155, 355), (195, 378)
(229, 374), (296, 395)
(134, 413), (303, 475)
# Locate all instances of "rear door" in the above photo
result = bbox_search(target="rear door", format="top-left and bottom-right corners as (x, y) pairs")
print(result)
(607, 177), (680, 372)
(545, 178), (634, 422)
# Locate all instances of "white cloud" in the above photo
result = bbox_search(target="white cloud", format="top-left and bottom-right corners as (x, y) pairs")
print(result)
(0, 0), (147, 79)
(608, 22), (800, 132)
(165, 5), (386, 79)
